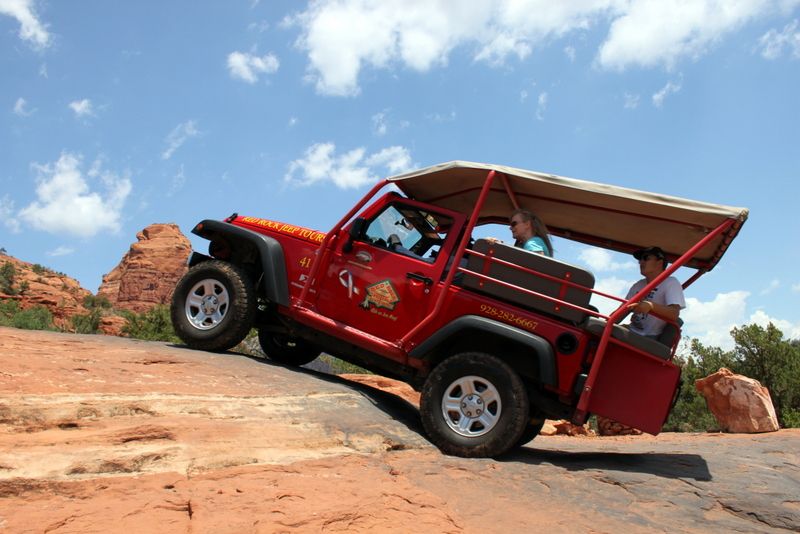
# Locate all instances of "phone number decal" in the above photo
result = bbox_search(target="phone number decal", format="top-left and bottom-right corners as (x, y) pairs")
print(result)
(479, 304), (538, 330)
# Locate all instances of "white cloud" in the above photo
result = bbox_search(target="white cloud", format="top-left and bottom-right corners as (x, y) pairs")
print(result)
(597, 0), (787, 70)
(38, 63), (47, 78)
(792, 283), (800, 292)
(682, 290), (750, 350)
(758, 19), (800, 59)
(535, 91), (548, 120)
(284, 143), (413, 189)
(372, 111), (388, 136)
(69, 99), (93, 118)
(13, 97), (34, 116)
(161, 120), (199, 160)
(167, 164), (186, 197)
(46, 246), (74, 257)
(623, 92), (640, 109)
(579, 247), (631, 272)
(1, 195), (21, 233)
(760, 278), (780, 295)
(227, 51), (279, 83)
(520, 89), (529, 102)
(652, 79), (681, 107)
(288, 116), (298, 127)
(0, 0), (50, 48)
(19, 152), (132, 237)
(287, 0), (793, 96)
(589, 275), (636, 316)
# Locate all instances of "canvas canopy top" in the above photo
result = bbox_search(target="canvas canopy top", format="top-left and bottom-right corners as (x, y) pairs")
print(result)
(387, 161), (748, 271)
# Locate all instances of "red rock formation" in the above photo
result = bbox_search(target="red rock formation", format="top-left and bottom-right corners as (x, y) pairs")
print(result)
(695, 368), (780, 433)
(0, 253), (91, 327)
(97, 223), (192, 313)
(595, 416), (643, 436)
(541, 420), (596, 436)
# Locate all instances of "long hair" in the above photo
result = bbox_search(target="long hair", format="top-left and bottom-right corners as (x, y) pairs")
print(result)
(511, 208), (553, 255)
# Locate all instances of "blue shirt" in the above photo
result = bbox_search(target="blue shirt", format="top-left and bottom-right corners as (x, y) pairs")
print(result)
(521, 236), (552, 257)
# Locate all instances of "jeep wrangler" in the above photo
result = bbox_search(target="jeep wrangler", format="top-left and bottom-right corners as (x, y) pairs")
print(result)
(170, 161), (748, 458)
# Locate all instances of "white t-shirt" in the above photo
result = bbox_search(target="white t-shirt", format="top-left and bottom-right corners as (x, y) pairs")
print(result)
(625, 276), (686, 337)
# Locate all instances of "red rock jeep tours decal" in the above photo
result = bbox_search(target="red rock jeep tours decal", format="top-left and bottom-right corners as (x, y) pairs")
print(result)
(236, 216), (326, 244)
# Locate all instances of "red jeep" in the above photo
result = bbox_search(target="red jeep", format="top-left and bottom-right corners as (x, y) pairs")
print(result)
(170, 161), (748, 457)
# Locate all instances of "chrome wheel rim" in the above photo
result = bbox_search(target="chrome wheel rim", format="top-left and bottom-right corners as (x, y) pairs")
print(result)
(185, 278), (229, 330)
(441, 375), (501, 437)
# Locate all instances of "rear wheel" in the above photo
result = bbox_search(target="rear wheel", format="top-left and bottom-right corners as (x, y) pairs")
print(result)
(420, 352), (529, 458)
(258, 329), (320, 366)
(170, 260), (255, 352)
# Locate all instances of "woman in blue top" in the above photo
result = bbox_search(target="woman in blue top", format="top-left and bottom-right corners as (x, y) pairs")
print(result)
(509, 209), (553, 257)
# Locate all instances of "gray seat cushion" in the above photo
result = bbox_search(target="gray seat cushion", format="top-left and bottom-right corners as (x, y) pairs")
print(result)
(583, 317), (672, 360)
(463, 239), (595, 323)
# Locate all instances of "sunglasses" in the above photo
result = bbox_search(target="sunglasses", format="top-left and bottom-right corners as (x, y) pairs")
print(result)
(509, 220), (525, 228)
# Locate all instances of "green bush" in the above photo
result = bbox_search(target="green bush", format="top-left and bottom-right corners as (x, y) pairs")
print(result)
(4, 304), (57, 331)
(0, 262), (17, 295)
(71, 308), (102, 334)
(122, 305), (180, 343)
(83, 294), (112, 310)
(31, 263), (46, 275)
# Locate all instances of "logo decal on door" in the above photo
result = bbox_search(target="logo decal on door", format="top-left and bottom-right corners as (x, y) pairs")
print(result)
(361, 279), (400, 311)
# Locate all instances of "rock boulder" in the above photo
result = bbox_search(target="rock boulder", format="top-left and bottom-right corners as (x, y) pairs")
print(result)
(695, 367), (780, 433)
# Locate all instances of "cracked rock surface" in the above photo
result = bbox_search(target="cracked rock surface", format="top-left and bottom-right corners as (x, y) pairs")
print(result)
(0, 327), (798, 533)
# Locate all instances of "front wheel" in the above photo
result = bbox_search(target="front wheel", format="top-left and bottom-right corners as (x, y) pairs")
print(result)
(170, 260), (255, 352)
(258, 329), (320, 366)
(420, 352), (529, 458)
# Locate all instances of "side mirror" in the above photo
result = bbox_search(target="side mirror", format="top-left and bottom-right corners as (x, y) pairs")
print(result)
(343, 217), (367, 253)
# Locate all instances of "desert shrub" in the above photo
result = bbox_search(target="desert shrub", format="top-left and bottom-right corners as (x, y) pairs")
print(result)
(71, 308), (102, 334)
(0, 262), (17, 295)
(8, 305), (56, 331)
(121, 305), (179, 343)
(0, 300), (21, 323)
(83, 294), (112, 310)
(31, 264), (46, 275)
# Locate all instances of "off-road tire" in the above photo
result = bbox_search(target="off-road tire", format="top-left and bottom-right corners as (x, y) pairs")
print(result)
(515, 410), (547, 448)
(420, 352), (529, 458)
(258, 329), (321, 366)
(171, 260), (255, 352)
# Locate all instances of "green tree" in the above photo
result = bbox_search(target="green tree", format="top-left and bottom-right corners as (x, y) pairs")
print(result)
(0, 262), (17, 295)
(729, 323), (800, 427)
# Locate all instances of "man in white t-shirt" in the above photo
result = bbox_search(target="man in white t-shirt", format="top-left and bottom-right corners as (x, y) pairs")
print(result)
(625, 246), (686, 339)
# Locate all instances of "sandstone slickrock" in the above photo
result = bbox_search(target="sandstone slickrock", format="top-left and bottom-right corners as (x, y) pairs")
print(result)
(695, 367), (780, 433)
(97, 223), (192, 313)
(1, 328), (799, 533)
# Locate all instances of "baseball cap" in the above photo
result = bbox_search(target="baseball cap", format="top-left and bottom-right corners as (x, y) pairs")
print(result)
(633, 246), (666, 260)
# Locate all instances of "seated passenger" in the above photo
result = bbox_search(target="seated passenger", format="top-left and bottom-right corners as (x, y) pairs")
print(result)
(625, 246), (685, 339)
(509, 209), (553, 257)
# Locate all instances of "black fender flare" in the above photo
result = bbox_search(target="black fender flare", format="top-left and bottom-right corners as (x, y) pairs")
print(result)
(191, 219), (290, 307)
(409, 315), (557, 387)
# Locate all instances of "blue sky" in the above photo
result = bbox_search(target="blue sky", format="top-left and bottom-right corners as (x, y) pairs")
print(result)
(1, 0), (799, 349)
